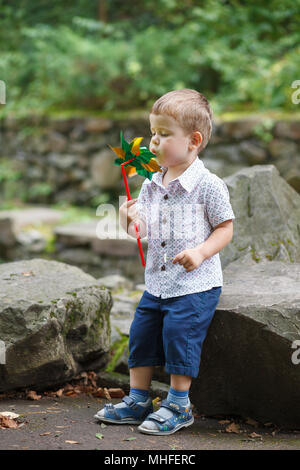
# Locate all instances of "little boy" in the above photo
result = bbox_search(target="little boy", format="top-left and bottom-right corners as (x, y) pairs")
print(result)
(95, 88), (235, 435)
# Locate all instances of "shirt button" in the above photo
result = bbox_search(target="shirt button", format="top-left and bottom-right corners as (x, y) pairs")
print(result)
(161, 265), (166, 271)
(161, 241), (166, 247)
(163, 194), (169, 200)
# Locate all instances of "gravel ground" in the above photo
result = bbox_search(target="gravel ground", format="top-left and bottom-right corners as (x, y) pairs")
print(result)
(0, 394), (300, 451)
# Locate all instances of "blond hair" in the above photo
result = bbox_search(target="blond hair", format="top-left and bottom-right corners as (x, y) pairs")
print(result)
(150, 88), (213, 152)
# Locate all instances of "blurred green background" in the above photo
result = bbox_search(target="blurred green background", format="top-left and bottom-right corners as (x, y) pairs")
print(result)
(1, 0), (300, 117)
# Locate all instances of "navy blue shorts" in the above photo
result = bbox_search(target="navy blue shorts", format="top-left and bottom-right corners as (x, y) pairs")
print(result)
(128, 287), (222, 378)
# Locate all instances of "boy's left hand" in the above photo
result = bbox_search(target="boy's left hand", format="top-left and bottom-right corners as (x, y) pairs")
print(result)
(172, 247), (206, 273)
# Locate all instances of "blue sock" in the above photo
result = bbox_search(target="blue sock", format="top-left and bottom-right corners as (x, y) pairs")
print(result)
(129, 387), (150, 403)
(167, 386), (189, 407)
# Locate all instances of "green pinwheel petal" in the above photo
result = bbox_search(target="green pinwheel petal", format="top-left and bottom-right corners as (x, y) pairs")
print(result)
(120, 130), (132, 154)
(140, 147), (157, 160)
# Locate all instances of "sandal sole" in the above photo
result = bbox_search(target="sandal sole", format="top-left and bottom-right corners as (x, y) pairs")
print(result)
(94, 413), (147, 424)
(137, 416), (194, 435)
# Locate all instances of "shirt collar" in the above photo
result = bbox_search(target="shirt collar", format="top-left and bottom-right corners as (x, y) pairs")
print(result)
(146, 156), (206, 193)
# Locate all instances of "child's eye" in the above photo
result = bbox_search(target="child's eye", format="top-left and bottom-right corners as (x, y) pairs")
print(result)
(150, 133), (168, 137)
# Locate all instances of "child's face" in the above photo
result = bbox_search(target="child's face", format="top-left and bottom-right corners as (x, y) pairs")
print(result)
(149, 113), (200, 167)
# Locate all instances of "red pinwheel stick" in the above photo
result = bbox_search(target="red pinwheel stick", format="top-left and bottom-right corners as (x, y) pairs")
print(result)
(121, 158), (146, 268)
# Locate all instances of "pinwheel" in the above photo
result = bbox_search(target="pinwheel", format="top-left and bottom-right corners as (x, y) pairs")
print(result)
(108, 131), (162, 267)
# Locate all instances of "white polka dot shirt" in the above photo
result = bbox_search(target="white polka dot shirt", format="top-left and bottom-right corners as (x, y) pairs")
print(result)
(136, 156), (235, 298)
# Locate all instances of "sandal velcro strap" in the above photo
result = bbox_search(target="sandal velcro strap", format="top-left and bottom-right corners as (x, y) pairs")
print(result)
(104, 403), (121, 419)
(122, 395), (139, 409)
(146, 411), (168, 423)
(160, 399), (188, 415)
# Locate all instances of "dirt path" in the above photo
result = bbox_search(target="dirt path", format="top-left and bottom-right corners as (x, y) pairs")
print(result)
(0, 395), (300, 450)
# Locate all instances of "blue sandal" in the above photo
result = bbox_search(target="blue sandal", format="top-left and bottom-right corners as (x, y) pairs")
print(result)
(94, 395), (153, 424)
(137, 399), (194, 435)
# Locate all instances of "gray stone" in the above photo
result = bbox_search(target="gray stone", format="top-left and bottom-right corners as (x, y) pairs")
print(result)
(90, 149), (121, 189)
(201, 156), (245, 179)
(221, 164), (300, 268)
(47, 153), (79, 170)
(0, 258), (112, 392)
(16, 229), (47, 253)
(84, 118), (113, 133)
(220, 120), (261, 140)
(0, 218), (17, 247)
(96, 370), (169, 398)
(47, 131), (68, 153)
(239, 141), (267, 164)
(0, 207), (64, 233)
(109, 291), (142, 344)
(190, 260), (300, 429)
(97, 274), (134, 291)
(274, 121), (300, 140)
(268, 139), (298, 159)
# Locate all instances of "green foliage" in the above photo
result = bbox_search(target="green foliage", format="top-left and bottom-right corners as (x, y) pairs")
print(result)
(0, 0), (299, 115)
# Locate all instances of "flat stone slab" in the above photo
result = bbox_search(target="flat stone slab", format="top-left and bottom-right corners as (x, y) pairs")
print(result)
(54, 220), (147, 256)
(190, 260), (300, 429)
(0, 207), (65, 231)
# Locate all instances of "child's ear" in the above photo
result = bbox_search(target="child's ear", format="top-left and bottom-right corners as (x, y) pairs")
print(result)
(189, 131), (202, 149)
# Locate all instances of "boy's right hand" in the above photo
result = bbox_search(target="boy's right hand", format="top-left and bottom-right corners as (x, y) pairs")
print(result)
(119, 198), (140, 230)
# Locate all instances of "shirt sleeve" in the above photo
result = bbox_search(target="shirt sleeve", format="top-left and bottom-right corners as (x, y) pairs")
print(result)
(204, 175), (236, 229)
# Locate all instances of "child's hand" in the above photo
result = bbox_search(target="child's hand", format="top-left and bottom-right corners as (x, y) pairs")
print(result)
(172, 247), (206, 273)
(119, 198), (138, 227)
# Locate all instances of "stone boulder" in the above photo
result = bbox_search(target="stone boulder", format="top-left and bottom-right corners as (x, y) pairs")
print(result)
(0, 258), (112, 392)
(190, 260), (300, 429)
(221, 164), (300, 268)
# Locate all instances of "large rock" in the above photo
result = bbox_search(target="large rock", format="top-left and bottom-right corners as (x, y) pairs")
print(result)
(0, 258), (112, 392)
(190, 260), (300, 429)
(221, 164), (300, 268)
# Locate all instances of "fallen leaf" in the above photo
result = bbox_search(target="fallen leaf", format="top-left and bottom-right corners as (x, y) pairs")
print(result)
(95, 433), (104, 440)
(0, 411), (20, 419)
(107, 388), (125, 398)
(249, 432), (262, 439)
(40, 432), (51, 436)
(26, 390), (42, 400)
(64, 390), (78, 397)
(100, 423), (107, 429)
(225, 422), (240, 434)
(103, 388), (111, 400)
(123, 437), (136, 441)
(0, 416), (19, 429)
(65, 440), (80, 445)
(218, 419), (231, 425)
(245, 417), (259, 427)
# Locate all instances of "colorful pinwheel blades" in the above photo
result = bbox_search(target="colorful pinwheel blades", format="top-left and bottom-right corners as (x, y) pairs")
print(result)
(108, 130), (162, 180)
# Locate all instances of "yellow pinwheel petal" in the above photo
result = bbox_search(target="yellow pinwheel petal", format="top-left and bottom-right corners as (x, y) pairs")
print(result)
(141, 159), (162, 173)
(108, 145), (125, 159)
(148, 158), (163, 172)
(130, 137), (143, 156)
(125, 165), (137, 177)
